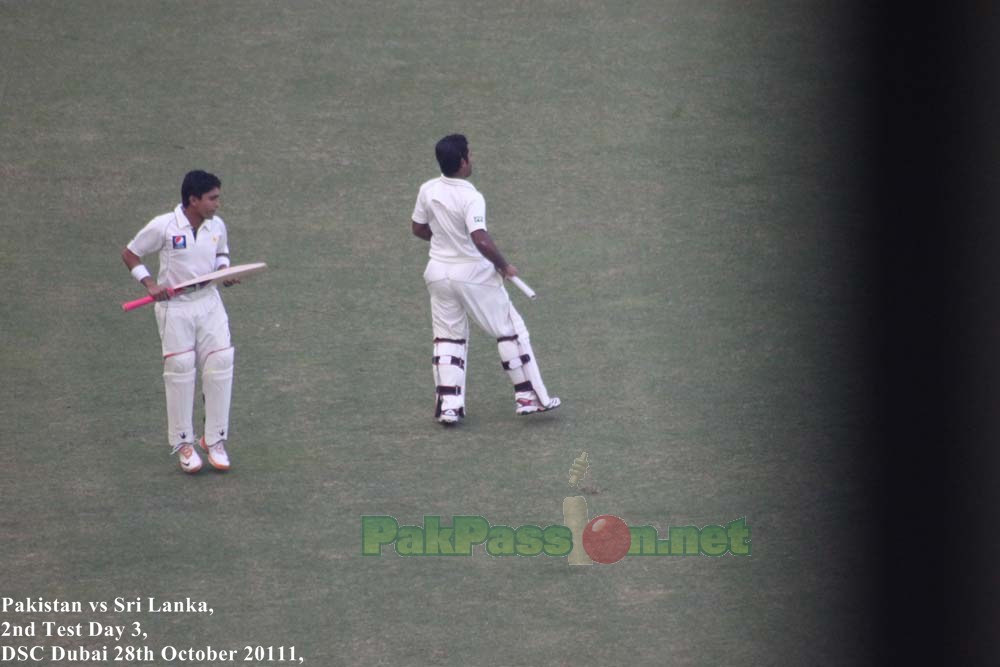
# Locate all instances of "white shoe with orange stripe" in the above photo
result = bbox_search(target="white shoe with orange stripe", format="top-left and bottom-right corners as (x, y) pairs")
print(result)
(173, 443), (202, 474)
(199, 436), (231, 471)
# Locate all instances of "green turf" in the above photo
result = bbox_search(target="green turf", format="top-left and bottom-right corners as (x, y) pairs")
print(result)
(1, 2), (873, 665)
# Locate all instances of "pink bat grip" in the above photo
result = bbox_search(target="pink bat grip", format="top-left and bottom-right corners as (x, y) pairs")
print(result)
(121, 287), (175, 312)
(121, 295), (155, 312)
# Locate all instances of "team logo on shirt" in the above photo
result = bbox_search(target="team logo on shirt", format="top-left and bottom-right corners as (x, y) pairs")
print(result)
(172, 235), (187, 249)
(474, 216), (485, 224)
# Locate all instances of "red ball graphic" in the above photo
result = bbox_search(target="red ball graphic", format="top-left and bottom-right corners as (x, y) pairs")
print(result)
(582, 514), (632, 564)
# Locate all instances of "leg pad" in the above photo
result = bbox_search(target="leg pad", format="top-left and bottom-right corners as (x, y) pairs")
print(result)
(202, 346), (234, 446)
(498, 334), (554, 406)
(163, 350), (196, 447)
(433, 340), (467, 417)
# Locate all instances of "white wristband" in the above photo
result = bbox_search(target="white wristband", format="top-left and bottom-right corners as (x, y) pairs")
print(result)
(130, 264), (151, 283)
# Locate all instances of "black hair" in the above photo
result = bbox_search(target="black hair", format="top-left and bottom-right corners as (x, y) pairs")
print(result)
(181, 170), (222, 207)
(435, 135), (469, 177)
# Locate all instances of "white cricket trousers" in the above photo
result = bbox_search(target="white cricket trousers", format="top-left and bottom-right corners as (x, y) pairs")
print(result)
(154, 288), (231, 361)
(154, 288), (233, 449)
(424, 261), (526, 341)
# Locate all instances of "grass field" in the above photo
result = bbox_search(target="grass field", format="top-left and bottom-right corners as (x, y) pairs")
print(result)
(1, 2), (876, 665)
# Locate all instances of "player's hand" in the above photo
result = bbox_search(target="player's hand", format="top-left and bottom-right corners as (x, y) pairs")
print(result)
(222, 278), (241, 287)
(501, 264), (519, 279)
(147, 283), (172, 301)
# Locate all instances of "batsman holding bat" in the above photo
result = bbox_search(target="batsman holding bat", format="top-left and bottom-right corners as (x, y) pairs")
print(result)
(411, 134), (561, 424)
(121, 170), (237, 473)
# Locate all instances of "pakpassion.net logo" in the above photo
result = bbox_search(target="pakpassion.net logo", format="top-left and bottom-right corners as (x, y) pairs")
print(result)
(363, 453), (750, 565)
(361, 515), (750, 564)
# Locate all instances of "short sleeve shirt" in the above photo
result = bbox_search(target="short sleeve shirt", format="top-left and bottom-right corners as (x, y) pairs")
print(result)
(127, 205), (229, 292)
(411, 176), (487, 264)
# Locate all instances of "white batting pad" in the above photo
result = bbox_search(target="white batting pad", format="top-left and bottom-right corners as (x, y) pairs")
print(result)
(517, 337), (552, 406)
(202, 347), (234, 446)
(163, 351), (196, 448)
(433, 339), (466, 415)
(498, 335), (552, 407)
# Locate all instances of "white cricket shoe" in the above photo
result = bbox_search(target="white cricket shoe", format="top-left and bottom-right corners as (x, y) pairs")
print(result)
(438, 409), (461, 425)
(199, 436), (231, 471)
(174, 443), (202, 474)
(516, 396), (561, 416)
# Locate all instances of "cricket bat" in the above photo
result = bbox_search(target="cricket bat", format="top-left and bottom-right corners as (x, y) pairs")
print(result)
(121, 262), (268, 312)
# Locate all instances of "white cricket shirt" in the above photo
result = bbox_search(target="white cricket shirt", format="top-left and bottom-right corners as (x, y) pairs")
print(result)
(411, 175), (488, 264)
(127, 205), (230, 298)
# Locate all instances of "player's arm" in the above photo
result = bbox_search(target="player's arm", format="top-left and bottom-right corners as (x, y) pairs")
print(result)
(471, 229), (518, 279)
(412, 220), (432, 242)
(215, 224), (238, 286)
(121, 247), (171, 301)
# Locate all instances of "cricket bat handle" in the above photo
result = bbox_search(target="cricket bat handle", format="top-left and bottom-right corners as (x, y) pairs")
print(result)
(121, 295), (154, 312)
(121, 288), (175, 312)
(509, 276), (537, 300)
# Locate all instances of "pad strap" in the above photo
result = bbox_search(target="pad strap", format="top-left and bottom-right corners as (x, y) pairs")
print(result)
(501, 354), (531, 371)
(434, 337), (467, 344)
(433, 355), (466, 369)
(514, 381), (534, 393)
(437, 385), (462, 396)
(497, 335), (519, 343)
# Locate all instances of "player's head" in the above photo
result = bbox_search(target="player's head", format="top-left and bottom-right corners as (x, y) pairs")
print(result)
(181, 170), (222, 209)
(436, 135), (470, 177)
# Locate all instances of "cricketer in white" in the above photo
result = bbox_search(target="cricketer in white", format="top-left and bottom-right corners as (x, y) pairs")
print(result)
(411, 134), (561, 424)
(121, 170), (235, 473)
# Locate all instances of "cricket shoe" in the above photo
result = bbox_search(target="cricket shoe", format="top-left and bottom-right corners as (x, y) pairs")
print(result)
(199, 436), (231, 471)
(516, 396), (561, 416)
(173, 443), (202, 474)
(438, 409), (462, 426)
